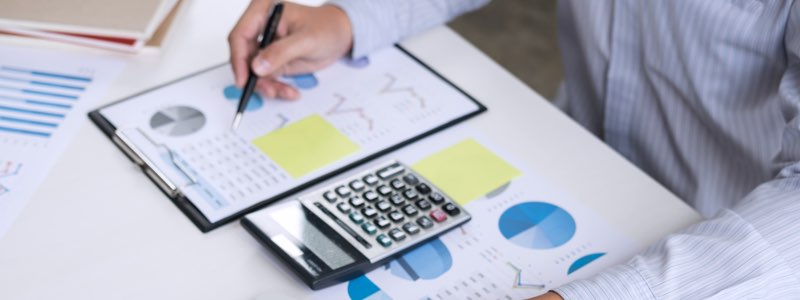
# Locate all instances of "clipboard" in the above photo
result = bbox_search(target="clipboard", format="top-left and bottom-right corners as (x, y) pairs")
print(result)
(88, 46), (486, 232)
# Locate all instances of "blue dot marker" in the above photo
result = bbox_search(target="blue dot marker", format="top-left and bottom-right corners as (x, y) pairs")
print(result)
(346, 57), (370, 69)
(223, 85), (263, 111)
(287, 73), (319, 90)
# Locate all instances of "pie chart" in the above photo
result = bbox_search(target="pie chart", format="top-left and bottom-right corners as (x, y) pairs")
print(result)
(568, 252), (606, 275)
(498, 202), (576, 249)
(388, 239), (452, 281)
(149, 106), (206, 137)
(348, 275), (392, 300)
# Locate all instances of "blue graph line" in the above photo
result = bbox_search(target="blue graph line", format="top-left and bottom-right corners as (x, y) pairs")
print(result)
(1, 66), (92, 82)
(0, 115), (57, 127)
(0, 85), (78, 100)
(0, 105), (65, 118)
(0, 75), (86, 91)
(0, 125), (50, 137)
(506, 262), (546, 289)
(0, 95), (72, 109)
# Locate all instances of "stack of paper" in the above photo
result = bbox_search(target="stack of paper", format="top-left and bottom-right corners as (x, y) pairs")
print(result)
(0, 0), (181, 52)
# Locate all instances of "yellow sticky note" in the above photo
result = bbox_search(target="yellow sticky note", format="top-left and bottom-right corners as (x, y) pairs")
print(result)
(413, 139), (521, 206)
(252, 114), (359, 178)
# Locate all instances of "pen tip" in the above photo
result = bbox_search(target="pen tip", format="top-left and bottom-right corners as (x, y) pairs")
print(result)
(232, 114), (242, 130)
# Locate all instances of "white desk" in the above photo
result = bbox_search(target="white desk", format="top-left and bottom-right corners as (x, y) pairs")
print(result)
(0, 1), (701, 299)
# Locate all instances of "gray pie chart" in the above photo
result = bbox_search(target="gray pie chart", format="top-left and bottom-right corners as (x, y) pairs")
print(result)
(149, 106), (206, 137)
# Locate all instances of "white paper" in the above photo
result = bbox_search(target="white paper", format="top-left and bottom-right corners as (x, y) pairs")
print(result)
(0, 45), (124, 239)
(99, 47), (482, 223)
(312, 126), (641, 299)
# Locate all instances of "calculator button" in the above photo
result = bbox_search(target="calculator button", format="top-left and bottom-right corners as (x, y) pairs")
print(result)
(363, 175), (379, 186)
(403, 174), (420, 185)
(389, 194), (405, 206)
(415, 199), (432, 211)
(388, 211), (405, 223)
(402, 223), (421, 235)
(430, 209), (448, 223)
(390, 179), (406, 190)
(376, 200), (392, 212)
(401, 204), (418, 216)
(350, 180), (366, 192)
(349, 197), (365, 208)
(402, 189), (419, 200)
(363, 191), (379, 202)
(374, 216), (391, 229)
(415, 183), (432, 195)
(443, 202), (461, 216)
(337, 202), (352, 213)
(376, 234), (393, 247)
(377, 185), (393, 196)
(429, 192), (445, 204)
(361, 223), (378, 235)
(362, 207), (379, 218)
(377, 163), (405, 180)
(417, 216), (434, 229)
(389, 228), (407, 241)
(336, 186), (352, 197)
(349, 212), (365, 224)
(323, 191), (337, 203)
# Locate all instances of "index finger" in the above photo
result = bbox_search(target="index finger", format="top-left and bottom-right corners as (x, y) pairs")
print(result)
(228, 0), (274, 87)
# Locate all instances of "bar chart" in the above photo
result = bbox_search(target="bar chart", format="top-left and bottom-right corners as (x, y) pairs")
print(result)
(0, 65), (91, 145)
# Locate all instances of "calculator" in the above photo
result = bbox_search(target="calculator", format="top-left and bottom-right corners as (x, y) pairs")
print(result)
(242, 160), (470, 290)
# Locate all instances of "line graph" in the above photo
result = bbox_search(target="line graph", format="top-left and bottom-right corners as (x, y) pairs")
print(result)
(0, 161), (22, 196)
(380, 74), (426, 109)
(506, 262), (546, 290)
(326, 94), (374, 130)
(275, 113), (289, 129)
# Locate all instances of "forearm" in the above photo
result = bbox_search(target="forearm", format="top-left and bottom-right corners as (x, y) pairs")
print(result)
(554, 178), (800, 299)
(328, 0), (490, 57)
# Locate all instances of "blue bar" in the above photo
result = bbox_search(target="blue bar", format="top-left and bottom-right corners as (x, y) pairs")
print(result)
(0, 115), (58, 127)
(0, 95), (72, 109)
(26, 99), (72, 109)
(22, 88), (79, 100)
(0, 105), (65, 118)
(0, 75), (86, 91)
(1, 66), (92, 82)
(0, 85), (79, 100)
(0, 125), (50, 137)
(31, 80), (85, 91)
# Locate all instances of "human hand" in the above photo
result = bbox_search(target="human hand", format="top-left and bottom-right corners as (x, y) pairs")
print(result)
(528, 291), (564, 300)
(228, 0), (353, 100)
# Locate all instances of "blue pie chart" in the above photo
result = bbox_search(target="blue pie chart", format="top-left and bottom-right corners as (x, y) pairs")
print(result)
(498, 202), (576, 249)
(348, 275), (392, 300)
(568, 252), (606, 275)
(388, 239), (452, 281)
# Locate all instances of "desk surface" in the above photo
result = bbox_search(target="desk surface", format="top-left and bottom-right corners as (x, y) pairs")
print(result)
(0, 1), (701, 299)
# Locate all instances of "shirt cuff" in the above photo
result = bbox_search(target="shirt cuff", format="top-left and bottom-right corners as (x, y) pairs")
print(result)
(327, 0), (398, 59)
(553, 264), (656, 300)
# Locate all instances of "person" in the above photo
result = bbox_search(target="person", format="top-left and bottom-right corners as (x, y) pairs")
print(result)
(229, 0), (800, 299)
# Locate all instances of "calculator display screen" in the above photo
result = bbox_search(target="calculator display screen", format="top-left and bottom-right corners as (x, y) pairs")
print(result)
(270, 203), (356, 270)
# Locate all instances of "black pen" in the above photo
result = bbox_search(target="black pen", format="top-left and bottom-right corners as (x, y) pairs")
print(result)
(232, 2), (284, 130)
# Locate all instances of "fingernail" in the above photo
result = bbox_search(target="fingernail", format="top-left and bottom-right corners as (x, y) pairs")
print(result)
(253, 59), (271, 76)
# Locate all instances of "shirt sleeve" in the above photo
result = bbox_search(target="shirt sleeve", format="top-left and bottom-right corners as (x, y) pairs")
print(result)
(327, 0), (490, 58)
(554, 5), (800, 299)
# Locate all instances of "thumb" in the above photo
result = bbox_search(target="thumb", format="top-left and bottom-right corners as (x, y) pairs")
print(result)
(251, 35), (311, 78)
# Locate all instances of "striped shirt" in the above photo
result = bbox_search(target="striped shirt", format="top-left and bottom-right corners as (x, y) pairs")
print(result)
(330, 0), (800, 298)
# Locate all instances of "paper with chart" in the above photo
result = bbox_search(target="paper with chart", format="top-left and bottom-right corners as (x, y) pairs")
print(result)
(0, 45), (124, 239)
(313, 127), (642, 300)
(99, 47), (483, 223)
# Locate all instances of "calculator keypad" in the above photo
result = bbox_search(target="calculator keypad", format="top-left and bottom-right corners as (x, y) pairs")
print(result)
(301, 161), (470, 260)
